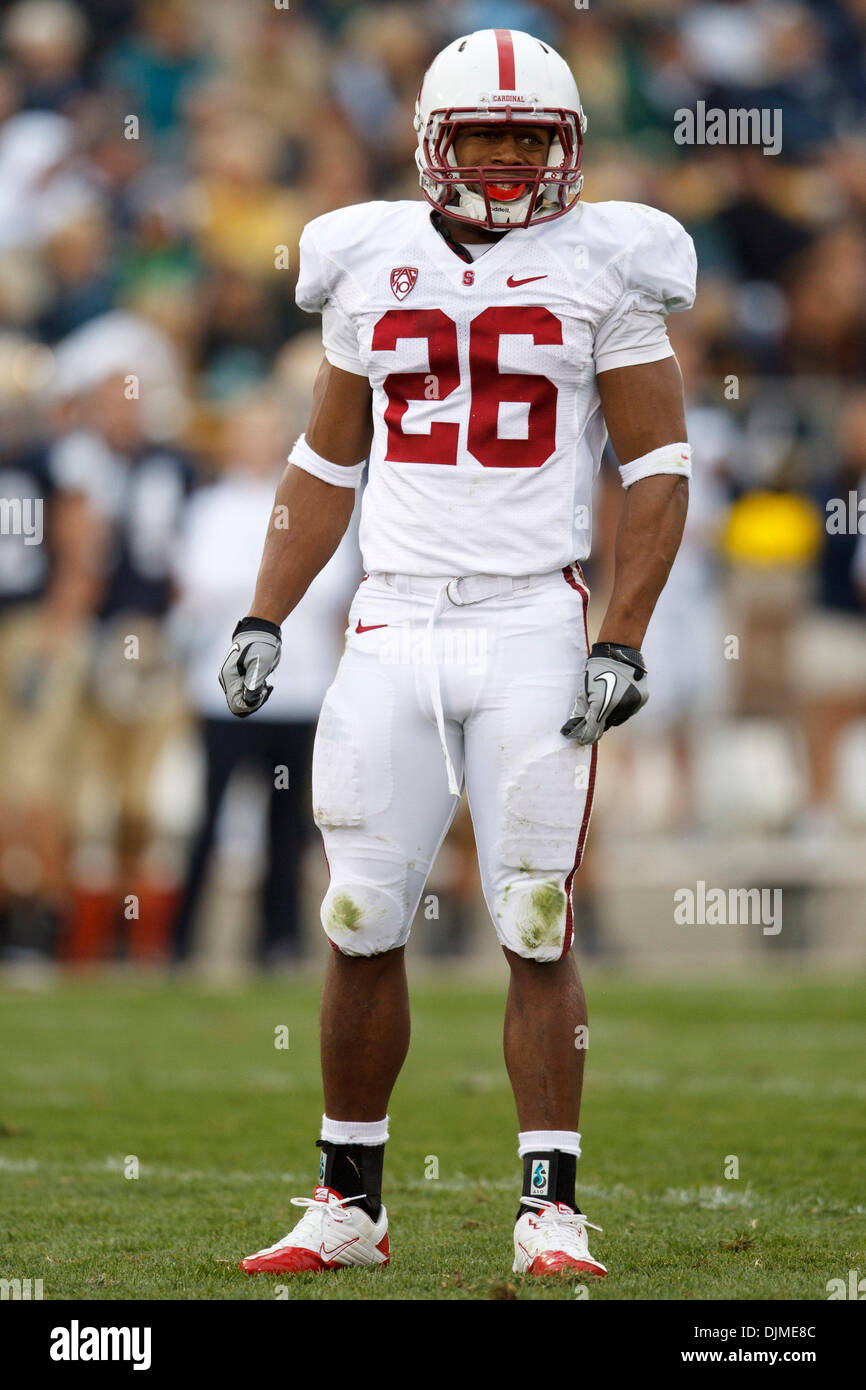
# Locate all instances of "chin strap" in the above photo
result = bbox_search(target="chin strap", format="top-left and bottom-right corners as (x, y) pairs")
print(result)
(430, 211), (474, 262)
(456, 185), (533, 225)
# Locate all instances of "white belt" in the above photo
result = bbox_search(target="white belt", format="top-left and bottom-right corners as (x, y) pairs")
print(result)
(372, 572), (534, 602)
(369, 571), (535, 797)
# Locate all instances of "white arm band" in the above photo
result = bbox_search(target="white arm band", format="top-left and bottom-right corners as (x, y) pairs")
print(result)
(288, 432), (366, 489)
(618, 441), (691, 490)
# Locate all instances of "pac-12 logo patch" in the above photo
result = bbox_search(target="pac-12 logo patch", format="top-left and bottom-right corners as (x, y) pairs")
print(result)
(531, 1159), (550, 1195)
(390, 266), (418, 300)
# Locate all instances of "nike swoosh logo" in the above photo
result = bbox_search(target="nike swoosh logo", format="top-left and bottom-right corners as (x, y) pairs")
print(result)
(506, 274), (548, 287)
(593, 671), (618, 722)
(320, 1237), (359, 1259)
(356, 621), (388, 633)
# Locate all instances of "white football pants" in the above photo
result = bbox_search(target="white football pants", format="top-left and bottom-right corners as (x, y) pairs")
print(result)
(312, 565), (597, 961)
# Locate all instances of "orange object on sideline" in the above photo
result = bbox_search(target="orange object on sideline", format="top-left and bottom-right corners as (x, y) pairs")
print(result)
(125, 882), (180, 963)
(60, 886), (117, 963)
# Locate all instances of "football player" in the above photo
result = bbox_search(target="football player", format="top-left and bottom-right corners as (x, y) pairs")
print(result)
(223, 28), (695, 1280)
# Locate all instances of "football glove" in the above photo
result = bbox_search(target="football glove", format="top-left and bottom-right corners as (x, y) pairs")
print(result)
(561, 642), (648, 744)
(219, 617), (281, 718)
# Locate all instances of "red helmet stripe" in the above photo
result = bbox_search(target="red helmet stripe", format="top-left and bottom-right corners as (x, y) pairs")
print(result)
(494, 28), (516, 89)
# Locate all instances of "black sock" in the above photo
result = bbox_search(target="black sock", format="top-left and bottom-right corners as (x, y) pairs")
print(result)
(518, 1150), (581, 1219)
(315, 1140), (383, 1221)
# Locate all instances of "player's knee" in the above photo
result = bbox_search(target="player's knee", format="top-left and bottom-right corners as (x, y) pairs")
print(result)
(495, 874), (570, 962)
(321, 881), (408, 957)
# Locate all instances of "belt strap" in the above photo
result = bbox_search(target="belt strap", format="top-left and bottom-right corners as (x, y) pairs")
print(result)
(447, 574), (531, 605)
(372, 571), (534, 601)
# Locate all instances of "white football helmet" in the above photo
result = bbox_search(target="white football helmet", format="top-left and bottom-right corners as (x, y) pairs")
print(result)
(414, 28), (587, 231)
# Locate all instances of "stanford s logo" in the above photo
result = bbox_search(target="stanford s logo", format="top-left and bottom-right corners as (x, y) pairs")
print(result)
(390, 266), (418, 300)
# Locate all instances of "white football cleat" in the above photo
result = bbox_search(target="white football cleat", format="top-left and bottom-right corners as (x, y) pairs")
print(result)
(513, 1198), (607, 1278)
(239, 1186), (390, 1275)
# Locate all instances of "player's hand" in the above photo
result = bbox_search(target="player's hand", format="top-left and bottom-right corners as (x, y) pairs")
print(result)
(219, 617), (282, 718)
(561, 642), (648, 744)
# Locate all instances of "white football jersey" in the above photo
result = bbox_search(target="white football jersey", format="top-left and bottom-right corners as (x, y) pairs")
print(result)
(296, 198), (696, 578)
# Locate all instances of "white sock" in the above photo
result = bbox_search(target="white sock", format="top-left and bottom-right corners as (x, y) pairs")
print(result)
(320, 1114), (389, 1146)
(518, 1129), (581, 1158)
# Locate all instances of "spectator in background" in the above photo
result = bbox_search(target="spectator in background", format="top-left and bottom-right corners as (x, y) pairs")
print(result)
(100, 0), (210, 145)
(0, 333), (98, 966)
(2, 0), (88, 114)
(783, 225), (866, 378)
(188, 111), (304, 280)
(796, 388), (866, 818)
(48, 329), (196, 964)
(169, 371), (360, 966)
(37, 208), (116, 341)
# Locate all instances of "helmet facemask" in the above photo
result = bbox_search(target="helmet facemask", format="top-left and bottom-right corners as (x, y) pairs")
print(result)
(415, 104), (585, 231)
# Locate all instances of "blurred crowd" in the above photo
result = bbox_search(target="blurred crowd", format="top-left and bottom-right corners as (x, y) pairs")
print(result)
(1, 0), (866, 971)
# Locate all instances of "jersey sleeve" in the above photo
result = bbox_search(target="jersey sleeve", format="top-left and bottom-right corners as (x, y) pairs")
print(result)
(593, 211), (697, 375)
(296, 222), (366, 376)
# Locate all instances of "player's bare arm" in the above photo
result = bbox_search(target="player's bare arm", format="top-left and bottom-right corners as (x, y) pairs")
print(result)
(596, 356), (689, 648)
(562, 357), (691, 744)
(219, 359), (371, 716)
(249, 360), (372, 626)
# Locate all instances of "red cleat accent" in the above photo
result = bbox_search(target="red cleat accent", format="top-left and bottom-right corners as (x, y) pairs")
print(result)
(239, 1246), (334, 1275)
(527, 1251), (607, 1277)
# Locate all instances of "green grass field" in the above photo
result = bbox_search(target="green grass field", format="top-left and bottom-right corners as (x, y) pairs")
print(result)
(1, 969), (863, 1301)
